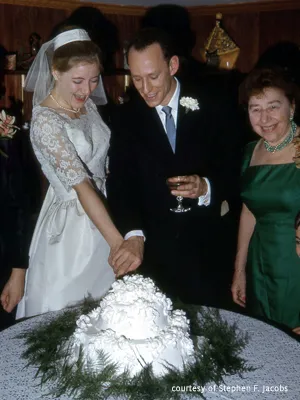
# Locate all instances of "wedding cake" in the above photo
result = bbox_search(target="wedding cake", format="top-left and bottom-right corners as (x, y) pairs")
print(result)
(66, 274), (195, 376)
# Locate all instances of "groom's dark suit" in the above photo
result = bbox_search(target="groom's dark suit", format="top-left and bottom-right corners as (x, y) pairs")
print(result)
(107, 80), (241, 306)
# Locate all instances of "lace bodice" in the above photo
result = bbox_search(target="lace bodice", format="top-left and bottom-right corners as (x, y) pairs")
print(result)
(30, 99), (110, 201)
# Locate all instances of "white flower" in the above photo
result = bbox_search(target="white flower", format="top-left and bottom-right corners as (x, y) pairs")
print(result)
(180, 97), (200, 112)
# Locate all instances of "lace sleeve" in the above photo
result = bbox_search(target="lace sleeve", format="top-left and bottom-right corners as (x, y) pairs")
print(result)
(31, 109), (88, 191)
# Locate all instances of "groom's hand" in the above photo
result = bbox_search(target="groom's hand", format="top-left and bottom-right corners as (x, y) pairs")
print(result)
(109, 236), (144, 277)
(168, 174), (207, 198)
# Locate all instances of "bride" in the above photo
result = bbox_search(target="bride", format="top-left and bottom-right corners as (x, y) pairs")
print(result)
(0, 28), (143, 318)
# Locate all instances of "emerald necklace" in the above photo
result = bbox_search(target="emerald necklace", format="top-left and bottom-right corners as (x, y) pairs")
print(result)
(264, 121), (297, 153)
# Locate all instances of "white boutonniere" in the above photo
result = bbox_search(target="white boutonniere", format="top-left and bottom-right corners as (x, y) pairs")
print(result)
(180, 96), (200, 113)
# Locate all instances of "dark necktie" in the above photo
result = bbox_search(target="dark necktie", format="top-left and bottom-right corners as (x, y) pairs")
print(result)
(162, 106), (176, 153)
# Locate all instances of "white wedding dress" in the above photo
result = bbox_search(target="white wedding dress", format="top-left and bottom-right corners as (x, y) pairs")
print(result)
(17, 99), (115, 319)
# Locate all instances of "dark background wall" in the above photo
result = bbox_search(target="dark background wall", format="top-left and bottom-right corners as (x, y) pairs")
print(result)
(1, 0), (300, 113)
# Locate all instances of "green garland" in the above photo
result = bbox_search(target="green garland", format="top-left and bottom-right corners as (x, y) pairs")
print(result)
(19, 299), (254, 400)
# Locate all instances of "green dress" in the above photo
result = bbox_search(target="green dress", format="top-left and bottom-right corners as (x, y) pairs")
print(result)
(241, 141), (300, 329)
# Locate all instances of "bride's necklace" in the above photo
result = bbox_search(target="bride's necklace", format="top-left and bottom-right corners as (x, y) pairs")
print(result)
(49, 93), (80, 114)
(264, 121), (297, 153)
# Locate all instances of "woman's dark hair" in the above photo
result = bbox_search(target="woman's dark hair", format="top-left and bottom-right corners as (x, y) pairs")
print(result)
(126, 27), (176, 64)
(52, 26), (103, 73)
(256, 42), (300, 87)
(239, 67), (300, 107)
(295, 211), (300, 230)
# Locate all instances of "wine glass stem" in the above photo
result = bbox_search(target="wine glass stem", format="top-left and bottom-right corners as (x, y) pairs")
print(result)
(176, 196), (183, 209)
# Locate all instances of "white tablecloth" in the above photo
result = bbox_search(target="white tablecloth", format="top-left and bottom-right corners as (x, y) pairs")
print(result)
(0, 309), (299, 400)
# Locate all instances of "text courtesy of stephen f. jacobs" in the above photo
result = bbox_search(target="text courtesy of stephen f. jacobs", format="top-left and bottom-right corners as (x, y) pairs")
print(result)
(171, 384), (288, 394)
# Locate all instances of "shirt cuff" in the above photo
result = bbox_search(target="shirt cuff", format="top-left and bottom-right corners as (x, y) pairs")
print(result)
(198, 178), (211, 206)
(124, 230), (146, 241)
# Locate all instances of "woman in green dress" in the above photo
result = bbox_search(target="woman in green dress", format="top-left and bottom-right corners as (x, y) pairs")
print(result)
(232, 67), (300, 334)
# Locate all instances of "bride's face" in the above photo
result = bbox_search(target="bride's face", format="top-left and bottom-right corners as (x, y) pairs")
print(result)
(53, 62), (100, 109)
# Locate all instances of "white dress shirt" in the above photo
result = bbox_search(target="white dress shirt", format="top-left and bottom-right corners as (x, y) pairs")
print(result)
(125, 78), (211, 241)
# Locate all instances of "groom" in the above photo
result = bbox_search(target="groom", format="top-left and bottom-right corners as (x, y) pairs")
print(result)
(107, 28), (241, 306)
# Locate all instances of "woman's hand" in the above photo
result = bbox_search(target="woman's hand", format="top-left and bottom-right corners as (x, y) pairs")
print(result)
(231, 269), (246, 308)
(0, 268), (26, 313)
(292, 327), (300, 335)
(109, 236), (144, 277)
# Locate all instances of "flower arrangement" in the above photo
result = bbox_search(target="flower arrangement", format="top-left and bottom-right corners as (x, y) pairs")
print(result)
(0, 110), (19, 158)
(180, 97), (200, 112)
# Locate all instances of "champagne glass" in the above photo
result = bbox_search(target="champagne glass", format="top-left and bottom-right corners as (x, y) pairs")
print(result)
(166, 178), (191, 213)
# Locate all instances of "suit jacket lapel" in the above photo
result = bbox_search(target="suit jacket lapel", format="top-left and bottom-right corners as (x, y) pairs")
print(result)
(176, 84), (204, 146)
(176, 84), (194, 151)
(175, 87), (186, 149)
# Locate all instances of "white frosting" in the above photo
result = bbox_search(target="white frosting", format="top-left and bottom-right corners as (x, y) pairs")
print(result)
(67, 275), (195, 377)
(96, 275), (172, 339)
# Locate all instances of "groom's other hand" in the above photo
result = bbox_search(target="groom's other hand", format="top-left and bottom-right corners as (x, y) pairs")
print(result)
(169, 174), (208, 199)
(109, 236), (144, 277)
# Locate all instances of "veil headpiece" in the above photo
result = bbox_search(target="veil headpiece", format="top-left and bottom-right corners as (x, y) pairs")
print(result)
(24, 28), (107, 106)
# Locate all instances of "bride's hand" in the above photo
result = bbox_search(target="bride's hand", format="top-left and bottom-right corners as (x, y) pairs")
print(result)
(109, 236), (144, 277)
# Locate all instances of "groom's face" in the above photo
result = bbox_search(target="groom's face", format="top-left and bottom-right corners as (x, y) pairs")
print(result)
(128, 43), (179, 108)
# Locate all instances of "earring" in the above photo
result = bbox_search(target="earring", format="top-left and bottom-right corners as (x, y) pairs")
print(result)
(53, 74), (58, 81)
(290, 115), (294, 122)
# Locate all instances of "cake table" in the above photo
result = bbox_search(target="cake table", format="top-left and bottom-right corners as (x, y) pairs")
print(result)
(0, 308), (299, 400)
